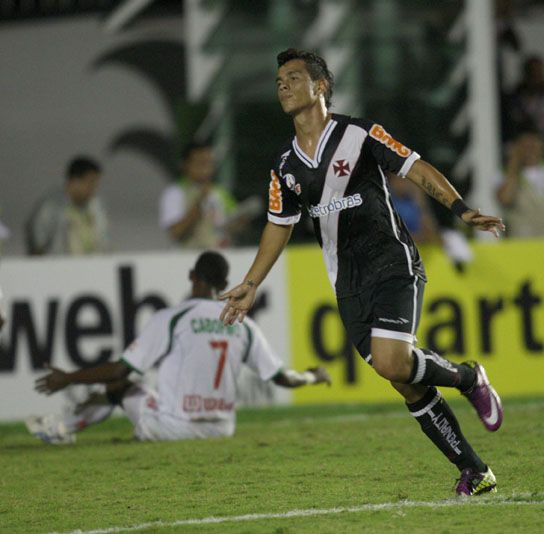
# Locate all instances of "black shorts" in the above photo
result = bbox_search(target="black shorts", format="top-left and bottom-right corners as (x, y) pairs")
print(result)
(337, 275), (425, 364)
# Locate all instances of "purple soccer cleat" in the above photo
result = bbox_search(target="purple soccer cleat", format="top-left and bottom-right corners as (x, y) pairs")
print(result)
(456, 467), (497, 497)
(461, 361), (503, 432)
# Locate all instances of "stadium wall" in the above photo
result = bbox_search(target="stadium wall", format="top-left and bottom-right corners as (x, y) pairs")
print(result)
(1, 240), (543, 420)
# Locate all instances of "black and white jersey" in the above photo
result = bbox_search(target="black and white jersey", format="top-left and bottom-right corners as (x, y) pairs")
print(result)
(267, 113), (426, 298)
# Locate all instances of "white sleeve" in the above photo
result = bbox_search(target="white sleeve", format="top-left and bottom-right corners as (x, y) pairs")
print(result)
(242, 318), (283, 381)
(121, 310), (171, 373)
(159, 185), (187, 229)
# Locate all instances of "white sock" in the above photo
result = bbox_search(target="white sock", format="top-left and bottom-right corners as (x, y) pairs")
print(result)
(63, 394), (114, 433)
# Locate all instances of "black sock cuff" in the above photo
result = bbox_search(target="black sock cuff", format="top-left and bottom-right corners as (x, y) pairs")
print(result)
(406, 386), (441, 417)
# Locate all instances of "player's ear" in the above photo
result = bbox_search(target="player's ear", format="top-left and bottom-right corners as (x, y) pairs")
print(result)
(318, 78), (328, 96)
(189, 269), (195, 282)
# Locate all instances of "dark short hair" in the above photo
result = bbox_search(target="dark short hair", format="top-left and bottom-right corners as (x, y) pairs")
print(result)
(66, 157), (101, 181)
(181, 140), (213, 163)
(194, 251), (229, 291)
(277, 48), (335, 108)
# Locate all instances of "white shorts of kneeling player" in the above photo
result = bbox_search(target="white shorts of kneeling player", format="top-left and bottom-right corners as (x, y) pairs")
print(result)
(122, 384), (235, 441)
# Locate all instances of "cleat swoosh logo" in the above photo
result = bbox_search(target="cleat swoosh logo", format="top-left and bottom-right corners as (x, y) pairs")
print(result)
(483, 394), (500, 426)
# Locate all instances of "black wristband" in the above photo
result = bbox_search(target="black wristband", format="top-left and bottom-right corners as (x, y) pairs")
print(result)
(451, 199), (471, 219)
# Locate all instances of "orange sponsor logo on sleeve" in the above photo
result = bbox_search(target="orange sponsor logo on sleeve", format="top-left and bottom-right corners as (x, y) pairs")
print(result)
(369, 124), (411, 158)
(268, 170), (283, 213)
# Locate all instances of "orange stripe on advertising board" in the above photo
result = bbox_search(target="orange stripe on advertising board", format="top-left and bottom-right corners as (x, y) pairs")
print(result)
(286, 240), (544, 404)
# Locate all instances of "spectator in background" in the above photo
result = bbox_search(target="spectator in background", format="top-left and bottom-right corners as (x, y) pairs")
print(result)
(388, 172), (442, 245)
(159, 141), (259, 249)
(497, 128), (544, 237)
(25, 156), (110, 255)
(507, 56), (544, 139)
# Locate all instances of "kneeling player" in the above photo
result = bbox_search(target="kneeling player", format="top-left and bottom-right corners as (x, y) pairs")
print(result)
(27, 251), (330, 443)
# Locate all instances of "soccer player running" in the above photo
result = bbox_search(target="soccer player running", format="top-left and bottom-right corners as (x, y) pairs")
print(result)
(220, 49), (506, 497)
(28, 251), (330, 444)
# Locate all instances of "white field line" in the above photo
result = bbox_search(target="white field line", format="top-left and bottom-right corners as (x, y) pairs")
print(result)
(59, 495), (544, 534)
(239, 399), (544, 427)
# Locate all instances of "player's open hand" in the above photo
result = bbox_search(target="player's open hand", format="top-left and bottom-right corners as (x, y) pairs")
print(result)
(308, 367), (332, 386)
(219, 282), (258, 325)
(35, 364), (71, 395)
(461, 209), (506, 238)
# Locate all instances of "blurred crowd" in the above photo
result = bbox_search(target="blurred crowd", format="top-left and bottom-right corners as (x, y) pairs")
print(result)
(496, 0), (544, 239)
(0, 2), (542, 261)
(0, 141), (261, 259)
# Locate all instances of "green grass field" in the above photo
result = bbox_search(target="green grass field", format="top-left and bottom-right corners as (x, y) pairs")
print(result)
(1, 397), (543, 533)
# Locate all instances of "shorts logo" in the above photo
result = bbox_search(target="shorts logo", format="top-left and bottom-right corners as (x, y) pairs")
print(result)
(333, 159), (351, 177)
(378, 317), (410, 325)
(308, 193), (362, 218)
(268, 170), (283, 213)
(369, 124), (411, 158)
(284, 173), (302, 196)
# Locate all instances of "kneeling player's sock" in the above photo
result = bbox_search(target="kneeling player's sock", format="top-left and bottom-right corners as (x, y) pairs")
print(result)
(407, 387), (486, 472)
(63, 394), (115, 433)
(408, 347), (475, 391)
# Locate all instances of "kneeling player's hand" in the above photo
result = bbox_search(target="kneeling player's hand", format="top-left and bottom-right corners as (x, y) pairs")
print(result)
(35, 365), (71, 395)
(308, 367), (332, 386)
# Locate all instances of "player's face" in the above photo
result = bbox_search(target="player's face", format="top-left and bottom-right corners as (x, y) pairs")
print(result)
(185, 147), (215, 184)
(66, 171), (100, 206)
(276, 59), (322, 115)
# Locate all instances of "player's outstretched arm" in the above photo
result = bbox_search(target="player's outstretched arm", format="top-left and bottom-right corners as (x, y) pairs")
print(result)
(407, 160), (505, 237)
(35, 361), (131, 395)
(220, 221), (293, 324)
(272, 367), (332, 388)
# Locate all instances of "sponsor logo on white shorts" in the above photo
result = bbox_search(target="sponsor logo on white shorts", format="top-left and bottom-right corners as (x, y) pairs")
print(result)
(308, 193), (362, 218)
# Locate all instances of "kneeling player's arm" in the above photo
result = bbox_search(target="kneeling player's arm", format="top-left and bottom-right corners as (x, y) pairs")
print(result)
(66, 361), (131, 385)
(272, 367), (331, 388)
(35, 361), (131, 395)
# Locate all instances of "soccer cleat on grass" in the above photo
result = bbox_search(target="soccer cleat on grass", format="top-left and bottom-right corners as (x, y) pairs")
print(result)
(455, 467), (497, 496)
(461, 361), (503, 432)
(25, 415), (76, 445)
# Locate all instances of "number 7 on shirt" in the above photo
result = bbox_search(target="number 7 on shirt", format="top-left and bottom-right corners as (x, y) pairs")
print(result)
(209, 340), (228, 389)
